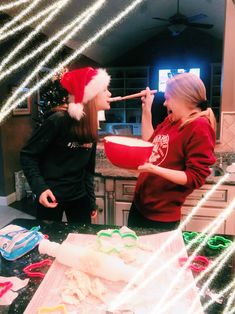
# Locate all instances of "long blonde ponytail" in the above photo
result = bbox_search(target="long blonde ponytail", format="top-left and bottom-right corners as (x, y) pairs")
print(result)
(180, 107), (216, 132)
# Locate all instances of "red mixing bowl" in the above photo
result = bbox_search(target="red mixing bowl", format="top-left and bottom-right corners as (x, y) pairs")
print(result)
(104, 136), (154, 169)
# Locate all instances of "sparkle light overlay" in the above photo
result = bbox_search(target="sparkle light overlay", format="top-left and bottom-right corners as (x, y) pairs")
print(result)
(0, 1), (234, 313)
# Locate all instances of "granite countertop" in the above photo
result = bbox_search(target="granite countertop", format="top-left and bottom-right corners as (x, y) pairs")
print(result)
(95, 158), (235, 185)
(0, 219), (234, 314)
(96, 142), (235, 184)
(95, 158), (139, 179)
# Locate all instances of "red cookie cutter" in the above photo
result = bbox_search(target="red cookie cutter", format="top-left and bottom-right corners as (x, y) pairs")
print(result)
(0, 281), (13, 297)
(23, 259), (52, 278)
(179, 255), (209, 273)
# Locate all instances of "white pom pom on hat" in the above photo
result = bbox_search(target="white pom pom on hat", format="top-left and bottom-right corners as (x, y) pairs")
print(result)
(60, 67), (110, 121)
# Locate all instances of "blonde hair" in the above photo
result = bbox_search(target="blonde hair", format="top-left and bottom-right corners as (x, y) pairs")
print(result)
(165, 72), (216, 131)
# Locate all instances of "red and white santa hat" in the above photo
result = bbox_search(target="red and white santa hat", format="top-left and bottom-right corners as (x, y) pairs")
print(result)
(60, 67), (110, 120)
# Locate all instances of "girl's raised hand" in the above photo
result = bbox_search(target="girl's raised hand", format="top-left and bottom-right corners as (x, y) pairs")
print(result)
(141, 87), (155, 113)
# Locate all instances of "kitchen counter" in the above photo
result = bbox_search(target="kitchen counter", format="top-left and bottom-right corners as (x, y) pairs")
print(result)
(95, 157), (235, 185)
(96, 143), (235, 183)
(0, 218), (234, 314)
(96, 158), (139, 179)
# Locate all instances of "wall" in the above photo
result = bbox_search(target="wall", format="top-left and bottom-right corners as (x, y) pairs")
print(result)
(221, 0), (235, 112)
(108, 27), (223, 97)
(215, 0), (235, 152)
(1, 116), (33, 195)
(109, 13), (235, 153)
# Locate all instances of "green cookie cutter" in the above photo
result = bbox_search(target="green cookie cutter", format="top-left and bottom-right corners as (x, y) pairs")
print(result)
(97, 228), (138, 253)
(207, 235), (233, 250)
(183, 231), (206, 245)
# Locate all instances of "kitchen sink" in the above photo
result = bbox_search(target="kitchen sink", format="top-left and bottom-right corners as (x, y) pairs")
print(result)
(209, 165), (225, 177)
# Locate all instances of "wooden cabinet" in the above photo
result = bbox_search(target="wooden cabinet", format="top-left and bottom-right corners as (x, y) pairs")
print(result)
(103, 66), (150, 135)
(181, 206), (226, 234)
(95, 175), (235, 235)
(115, 201), (132, 226)
(92, 197), (105, 225)
(181, 184), (234, 234)
(115, 179), (137, 226)
(115, 179), (136, 202)
(92, 176), (105, 225)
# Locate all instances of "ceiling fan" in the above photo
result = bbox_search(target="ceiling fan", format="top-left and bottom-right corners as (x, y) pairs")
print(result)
(151, 0), (214, 36)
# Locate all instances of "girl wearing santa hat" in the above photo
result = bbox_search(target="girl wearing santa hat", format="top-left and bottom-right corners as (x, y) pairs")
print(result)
(21, 67), (111, 222)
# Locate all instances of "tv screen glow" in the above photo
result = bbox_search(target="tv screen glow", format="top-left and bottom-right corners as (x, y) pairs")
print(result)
(158, 68), (200, 92)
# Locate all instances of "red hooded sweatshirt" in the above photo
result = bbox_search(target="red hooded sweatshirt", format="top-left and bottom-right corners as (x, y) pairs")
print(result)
(134, 116), (216, 222)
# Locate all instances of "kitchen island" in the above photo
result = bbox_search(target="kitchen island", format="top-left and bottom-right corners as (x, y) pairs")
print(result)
(0, 218), (234, 314)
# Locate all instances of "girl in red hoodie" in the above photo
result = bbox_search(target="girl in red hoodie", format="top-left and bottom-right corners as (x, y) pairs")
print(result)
(128, 72), (216, 231)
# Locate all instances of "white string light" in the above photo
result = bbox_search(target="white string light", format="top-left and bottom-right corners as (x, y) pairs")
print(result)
(223, 288), (235, 314)
(0, 2), (233, 312)
(0, 0), (71, 73)
(197, 279), (235, 314)
(0, 0), (44, 36)
(149, 196), (235, 314)
(0, 1), (94, 82)
(159, 242), (235, 314)
(0, 0), (31, 11)
(145, 242), (235, 313)
(0, 0), (106, 117)
(0, 0), (145, 122)
(188, 249), (235, 312)
(108, 174), (229, 311)
(0, 1), (58, 41)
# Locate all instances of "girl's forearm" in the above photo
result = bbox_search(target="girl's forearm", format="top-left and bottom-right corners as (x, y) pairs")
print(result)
(139, 163), (188, 185)
(141, 109), (154, 141)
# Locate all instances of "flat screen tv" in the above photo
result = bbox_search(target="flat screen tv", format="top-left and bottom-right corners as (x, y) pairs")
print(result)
(158, 68), (200, 92)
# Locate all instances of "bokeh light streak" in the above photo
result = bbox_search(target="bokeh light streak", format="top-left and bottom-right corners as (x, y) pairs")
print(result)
(150, 196), (235, 314)
(223, 288), (235, 314)
(0, 0), (145, 122)
(0, 0), (31, 11)
(158, 242), (235, 314)
(188, 250), (235, 312)
(187, 243), (235, 314)
(0, 0), (71, 73)
(158, 244), (235, 313)
(108, 174), (229, 311)
(0, 2), (234, 312)
(196, 278), (235, 314)
(0, 1), (95, 82)
(0, 0), (106, 117)
(0, 0), (44, 36)
(0, 1), (59, 42)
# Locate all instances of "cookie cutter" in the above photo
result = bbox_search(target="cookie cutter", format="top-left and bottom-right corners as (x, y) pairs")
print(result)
(23, 259), (52, 278)
(37, 304), (68, 314)
(0, 281), (13, 297)
(97, 229), (138, 253)
(182, 231), (205, 245)
(207, 235), (233, 250)
(179, 255), (209, 272)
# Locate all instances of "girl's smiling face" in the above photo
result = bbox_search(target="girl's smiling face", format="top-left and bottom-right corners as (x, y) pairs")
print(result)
(163, 93), (183, 121)
(95, 86), (112, 111)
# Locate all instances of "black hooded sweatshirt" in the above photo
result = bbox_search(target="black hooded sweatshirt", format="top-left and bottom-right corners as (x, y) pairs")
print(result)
(20, 111), (96, 208)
